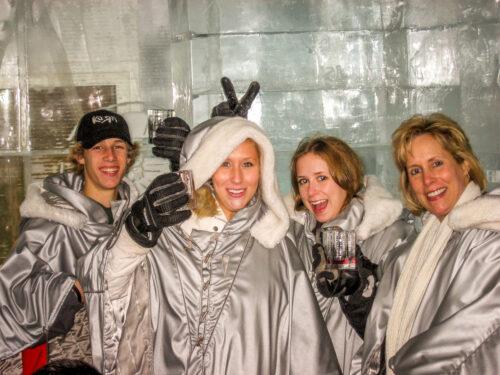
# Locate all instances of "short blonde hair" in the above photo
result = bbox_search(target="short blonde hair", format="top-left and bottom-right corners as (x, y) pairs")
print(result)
(290, 136), (364, 212)
(392, 113), (486, 216)
(68, 141), (140, 175)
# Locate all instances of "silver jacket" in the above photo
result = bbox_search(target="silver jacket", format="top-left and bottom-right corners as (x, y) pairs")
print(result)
(78, 117), (342, 375)
(0, 171), (136, 360)
(287, 175), (415, 375)
(355, 187), (500, 375)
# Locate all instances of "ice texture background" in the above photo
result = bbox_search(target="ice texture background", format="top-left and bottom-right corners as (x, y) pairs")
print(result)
(0, 0), (499, 262)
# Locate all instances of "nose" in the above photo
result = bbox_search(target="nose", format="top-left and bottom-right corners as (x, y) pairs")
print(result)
(307, 179), (318, 196)
(104, 147), (116, 161)
(231, 166), (243, 184)
(422, 169), (435, 186)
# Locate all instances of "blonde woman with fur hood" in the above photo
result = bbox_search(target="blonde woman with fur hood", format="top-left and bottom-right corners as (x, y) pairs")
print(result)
(286, 136), (415, 375)
(77, 117), (341, 375)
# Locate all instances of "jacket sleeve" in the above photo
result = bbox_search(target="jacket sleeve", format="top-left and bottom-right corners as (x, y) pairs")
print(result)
(0, 220), (76, 360)
(390, 231), (500, 375)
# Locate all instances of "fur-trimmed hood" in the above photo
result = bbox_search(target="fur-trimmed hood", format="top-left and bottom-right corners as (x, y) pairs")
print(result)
(448, 186), (500, 232)
(20, 172), (138, 230)
(285, 175), (404, 241)
(179, 117), (289, 249)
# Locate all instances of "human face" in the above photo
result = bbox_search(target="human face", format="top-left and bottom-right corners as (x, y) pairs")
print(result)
(76, 138), (129, 205)
(406, 133), (470, 221)
(296, 152), (348, 223)
(212, 139), (260, 221)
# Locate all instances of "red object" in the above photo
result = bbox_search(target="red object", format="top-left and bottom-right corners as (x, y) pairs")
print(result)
(22, 343), (47, 375)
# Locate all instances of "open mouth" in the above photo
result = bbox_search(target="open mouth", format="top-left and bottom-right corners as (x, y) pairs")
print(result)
(100, 167), (120, 177)
(227, 188), (246, 198)
(311, 199), (327, 213)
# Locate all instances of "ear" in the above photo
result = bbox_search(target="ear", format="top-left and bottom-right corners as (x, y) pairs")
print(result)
(75, 154), (85, 166)
(461, 159), (471, 180)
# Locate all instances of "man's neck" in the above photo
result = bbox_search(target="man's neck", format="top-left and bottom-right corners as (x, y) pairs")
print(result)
(81, 185), (119, 208)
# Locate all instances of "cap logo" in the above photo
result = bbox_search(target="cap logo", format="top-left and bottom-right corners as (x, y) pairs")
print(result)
(91, 115), (118, 125)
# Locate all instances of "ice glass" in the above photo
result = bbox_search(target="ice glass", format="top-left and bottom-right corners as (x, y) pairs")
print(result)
(316, 227), (357, 270)
(147, 109), (175, 143)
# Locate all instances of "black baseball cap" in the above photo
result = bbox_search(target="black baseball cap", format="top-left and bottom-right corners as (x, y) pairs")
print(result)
(76, 109), (133, 149)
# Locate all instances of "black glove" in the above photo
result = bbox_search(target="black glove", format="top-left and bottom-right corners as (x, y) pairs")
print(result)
(312, 243), (342, 297)
(152, 117), (191, 172)
(338, 250), (378, 339)
(125, 173), (192, 247)
(211, 77), (260, 118)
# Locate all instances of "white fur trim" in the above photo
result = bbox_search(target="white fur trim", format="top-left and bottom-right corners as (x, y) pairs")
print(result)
(20, 182), (87, 229)
(181, 118), (289, 248)
(284, 191), (306, 224)
(449, 186), (500, 232)
(356, 175), (403, 241)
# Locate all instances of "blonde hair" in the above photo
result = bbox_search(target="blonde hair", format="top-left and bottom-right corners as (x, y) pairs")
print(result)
(392, 113), (486, 216)
(68, 141), (140, 175)
(193, 138), (261, 218)
(290, 136), (364, 212)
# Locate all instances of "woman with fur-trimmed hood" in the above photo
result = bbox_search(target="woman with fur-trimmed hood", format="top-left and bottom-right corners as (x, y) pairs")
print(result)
(286, 136), (415, 375)
(78, 117), (341, 375)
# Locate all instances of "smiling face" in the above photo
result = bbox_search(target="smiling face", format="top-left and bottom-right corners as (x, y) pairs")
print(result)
(406, 133), (470, 221)
(76, 138), (130, 206)
(296, 152), (348, 223)
(212, 139), (260, 221)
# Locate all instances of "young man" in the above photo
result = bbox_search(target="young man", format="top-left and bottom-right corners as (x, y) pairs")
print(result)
(0, 109), (139, 373)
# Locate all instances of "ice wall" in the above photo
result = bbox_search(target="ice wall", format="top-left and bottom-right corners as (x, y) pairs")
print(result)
(0, 0), (499, 262)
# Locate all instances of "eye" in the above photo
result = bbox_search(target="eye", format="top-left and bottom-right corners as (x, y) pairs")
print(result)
(318, 175), (328, 182)
(243, 161), (254, 167)
(409, 167), (421, 176)
(221, 161), (231, 168)
(432, 160), (443, 168)
(297, 178), (308, 186)
(92, 145), (103, 151)
(114, 144), (125, 150)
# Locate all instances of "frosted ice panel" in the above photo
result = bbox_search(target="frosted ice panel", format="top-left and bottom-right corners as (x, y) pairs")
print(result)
(169, 0), (189, 36)
(189, 0), (385, 33)
(408, 88), (461, 118)
(220, 33), (316, 91)
(137, 0), (174, 108)
(258, 90), (326, 152)
(354, 145), (400, 197)
(0, 157), (24, 265)
(458, 25), (499, 87)
(383, 31), (408, 87)
(404, 0), (461, 28)
(408, 28), (460, 87)
(461, 87), (500, 154)
(380, 0), (404, 31)
(171, 40), (193, 121)
(321, 89), (386, 144)
(29, 86), (117, 150)
(275, 150), (295, 196)
(191, 36), (223, 94)
(0, 89), (20, 150)
(29, 154), (73, 183)
(312, 31), (385, 88)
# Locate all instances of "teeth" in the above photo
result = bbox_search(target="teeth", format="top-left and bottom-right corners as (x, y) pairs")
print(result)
(229, 189), (244, 194)
(311, 200), (326, 206)
(427, 188), (446, 198)
(102, 168), (118, 173)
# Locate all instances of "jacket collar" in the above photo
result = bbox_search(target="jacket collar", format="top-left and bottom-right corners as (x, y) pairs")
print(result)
(448, 186), (500, 232)
(20, 171), (137, 229)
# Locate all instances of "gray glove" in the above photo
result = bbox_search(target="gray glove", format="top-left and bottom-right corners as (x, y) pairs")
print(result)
(211, 77), (260, 118)
(125, 173), (192, 247)
(152, 117), (191, 172)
